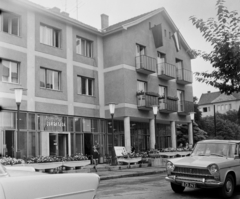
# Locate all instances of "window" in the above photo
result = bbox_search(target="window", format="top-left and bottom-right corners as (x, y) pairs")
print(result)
(157, 52), (166, 64)
(40, 24), (61, 48)
(137, 80), (146, 92)
(77, 76), (94, 96)
(136, 44), (146, 56)
(40, 68), (61, 90)
(177, 90), (184, 111)
(1, 59), (19, 83)
(203, 107), (208, 112)
(169, 32), (171, 39)
(229, 104), (232, 109)
(1, 10), (20, 36)
(159, 86), (166, 99)
(76, 37), (93, 57)
(176, 59), (183, 79)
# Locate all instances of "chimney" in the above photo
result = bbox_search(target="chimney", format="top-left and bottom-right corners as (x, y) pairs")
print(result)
(208, 91), (211, 93)
(101, 14), (109, 29)
(49, 7), (61, 13)
(61, 11), (69, 17)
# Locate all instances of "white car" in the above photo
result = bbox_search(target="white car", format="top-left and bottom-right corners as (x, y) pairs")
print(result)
(0, 163), (100, 199)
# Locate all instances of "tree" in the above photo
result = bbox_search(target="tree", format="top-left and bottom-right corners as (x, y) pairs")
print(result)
(189, 0), (240, 95)
(193, 96), (202, 124)
(238, 106), (240, 125)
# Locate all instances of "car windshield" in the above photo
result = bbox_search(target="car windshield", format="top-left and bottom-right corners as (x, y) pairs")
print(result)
(0, 164), (9, 178)
(191, 143), (231, 157)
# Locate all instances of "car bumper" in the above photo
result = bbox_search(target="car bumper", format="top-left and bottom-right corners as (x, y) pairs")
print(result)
(165, 175), (224, 188)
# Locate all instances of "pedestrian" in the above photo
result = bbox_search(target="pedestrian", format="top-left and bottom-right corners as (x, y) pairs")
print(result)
(92, 141), (99, 172)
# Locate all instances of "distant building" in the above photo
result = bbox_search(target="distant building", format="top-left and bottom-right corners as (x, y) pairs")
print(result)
(198, 91), (240, 117)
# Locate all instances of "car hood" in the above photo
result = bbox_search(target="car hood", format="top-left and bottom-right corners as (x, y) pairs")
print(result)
(169, 156), (229, 168)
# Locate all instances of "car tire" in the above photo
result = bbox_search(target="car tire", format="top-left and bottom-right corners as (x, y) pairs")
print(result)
(219, 174), (235, 198)
(171, 183), (185, 193)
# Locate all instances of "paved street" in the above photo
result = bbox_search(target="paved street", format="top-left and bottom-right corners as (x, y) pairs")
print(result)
(96, 174), (240, 199)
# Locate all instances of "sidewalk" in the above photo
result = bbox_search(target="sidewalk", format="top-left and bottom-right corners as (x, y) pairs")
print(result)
(62, 163), (167, 180)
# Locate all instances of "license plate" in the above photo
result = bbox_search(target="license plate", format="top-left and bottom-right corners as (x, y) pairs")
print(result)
(182, 182), (196, 188)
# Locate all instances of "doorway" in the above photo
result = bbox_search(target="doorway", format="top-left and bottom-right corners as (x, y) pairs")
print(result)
(84, 133), (92, 156)
(4, 130), (15, 157)
(49, 133), (68, 156)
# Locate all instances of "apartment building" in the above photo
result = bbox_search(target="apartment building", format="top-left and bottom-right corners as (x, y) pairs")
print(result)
(199, 91), (240, 117)
(0, 0), (194, 159)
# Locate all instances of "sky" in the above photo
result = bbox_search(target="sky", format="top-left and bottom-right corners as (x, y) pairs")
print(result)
(30, 0), (240, 100)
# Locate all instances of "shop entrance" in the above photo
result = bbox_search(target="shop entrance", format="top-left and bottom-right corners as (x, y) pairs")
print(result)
(4, 130), (15, 157)
(84, 133), (92, 157)
(49, 133), (68, 156)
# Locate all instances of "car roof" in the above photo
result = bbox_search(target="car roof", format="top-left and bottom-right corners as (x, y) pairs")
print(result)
(198, 140), (240, 144)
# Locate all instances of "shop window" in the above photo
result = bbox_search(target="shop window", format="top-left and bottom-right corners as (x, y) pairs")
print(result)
(77, 76), (94, 96)
(83, 118), (91, 132)
(75, 133), (83, 154)
(75, 117), (81, 132)
(1, 10), (20, 36)
(76, 37), (93, 57)
(68, 117), (74, 132)
(40, 67), (61, 91)
(17, 131), (27, 158)
(19, 112), (27, 129)
(28, 132), (36, 157)
(28, 113), (35, 130)
(40, 24), (61, 48)
(1, 59), (19, 84)
(0, 111), (15, 128)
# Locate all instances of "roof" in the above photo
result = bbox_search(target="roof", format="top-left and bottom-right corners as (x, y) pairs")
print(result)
(198, 91), (240, 105)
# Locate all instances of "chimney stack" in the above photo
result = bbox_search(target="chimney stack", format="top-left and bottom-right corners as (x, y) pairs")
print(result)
(101, 14), (109, 29)
(208, 91), (211, 93)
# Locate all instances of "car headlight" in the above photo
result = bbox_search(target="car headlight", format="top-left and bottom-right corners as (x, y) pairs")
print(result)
(208, 164), (220, 180)
(166, 161), (175, 175)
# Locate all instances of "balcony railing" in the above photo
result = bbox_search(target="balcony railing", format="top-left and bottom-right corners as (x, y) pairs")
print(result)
(157, 62), (176, 80)
(177, 100), (194, 115)
(159, 98), (178, 113)
(176, 68), (192, 85)
(135, 55), (157, 75)
(137, 92), (159, 110)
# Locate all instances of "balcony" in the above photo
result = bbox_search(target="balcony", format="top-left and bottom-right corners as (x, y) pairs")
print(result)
(177, 100), (194, 116)
(176, 68), (192, 85)
(137, 92), (159, 110)
(159, 97), (178, 113)
(157, 62), (176, 80)
(135, 55), (157, 75)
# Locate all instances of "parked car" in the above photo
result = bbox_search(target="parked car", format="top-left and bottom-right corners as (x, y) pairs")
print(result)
(165, 140), (240, 198)
(0, 163), (100, 199)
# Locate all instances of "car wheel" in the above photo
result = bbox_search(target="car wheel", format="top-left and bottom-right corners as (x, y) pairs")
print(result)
(220, 174), (235, 198)
(171, 183), (185, 193)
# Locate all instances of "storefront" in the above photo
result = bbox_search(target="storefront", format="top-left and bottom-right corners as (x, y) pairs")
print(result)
(0, 110), (108, 159)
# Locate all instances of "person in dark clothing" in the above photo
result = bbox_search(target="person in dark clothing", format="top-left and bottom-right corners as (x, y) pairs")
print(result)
(92, 141), (99, 172)
(131, 146), (136, 153)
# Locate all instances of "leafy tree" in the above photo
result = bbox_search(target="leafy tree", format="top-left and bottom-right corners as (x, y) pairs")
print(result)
(201, 114), (240, 139)
(238, 106), (240, 125)
(189, 0), (240, 95)
(193, 96), (202, 124)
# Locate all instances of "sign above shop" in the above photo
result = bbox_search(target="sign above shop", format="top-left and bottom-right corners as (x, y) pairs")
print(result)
(46, 116), (66, 127)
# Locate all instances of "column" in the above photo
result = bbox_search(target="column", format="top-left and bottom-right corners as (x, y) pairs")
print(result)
(27, 11), (35, 111)
(124, 117), (131, 153)
(66, 25), (74, 115)
(149, 119), (155, 149)
(171, 121), (176, 149)
(188, 122), (193, 145)
(97, 36), (105, 118)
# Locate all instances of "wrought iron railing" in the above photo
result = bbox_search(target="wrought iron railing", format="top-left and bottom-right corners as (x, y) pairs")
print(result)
(157, 62), (176, 78)
(176, 68), (192, 83)
(135, 55), (157, 73)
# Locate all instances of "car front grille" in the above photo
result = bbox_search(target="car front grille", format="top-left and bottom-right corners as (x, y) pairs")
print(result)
(173, 167), (214, 179)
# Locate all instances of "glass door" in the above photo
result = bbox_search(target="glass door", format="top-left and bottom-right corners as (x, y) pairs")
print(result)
(49, 133), (58, 156)
(4, 130), (15, 157)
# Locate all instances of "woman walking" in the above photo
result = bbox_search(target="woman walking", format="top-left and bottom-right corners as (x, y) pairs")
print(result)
(92, 141), (99, 172)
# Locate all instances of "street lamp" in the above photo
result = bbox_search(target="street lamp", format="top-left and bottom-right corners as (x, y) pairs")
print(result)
(152, 105), (158, 149)
(189, 112), (195, 146)
(109, 103), (116, 165)
(10, 87), (27, 158)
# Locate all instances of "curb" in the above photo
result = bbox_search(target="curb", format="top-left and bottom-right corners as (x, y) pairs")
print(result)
(100, 169), (166, 181)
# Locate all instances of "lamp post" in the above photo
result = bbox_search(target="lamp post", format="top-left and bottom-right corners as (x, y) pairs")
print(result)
(189, 112), (195, 146)
(109, 103), (116, 165)
(152, 105), (158, 149)
(10, 87), (27, 158)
